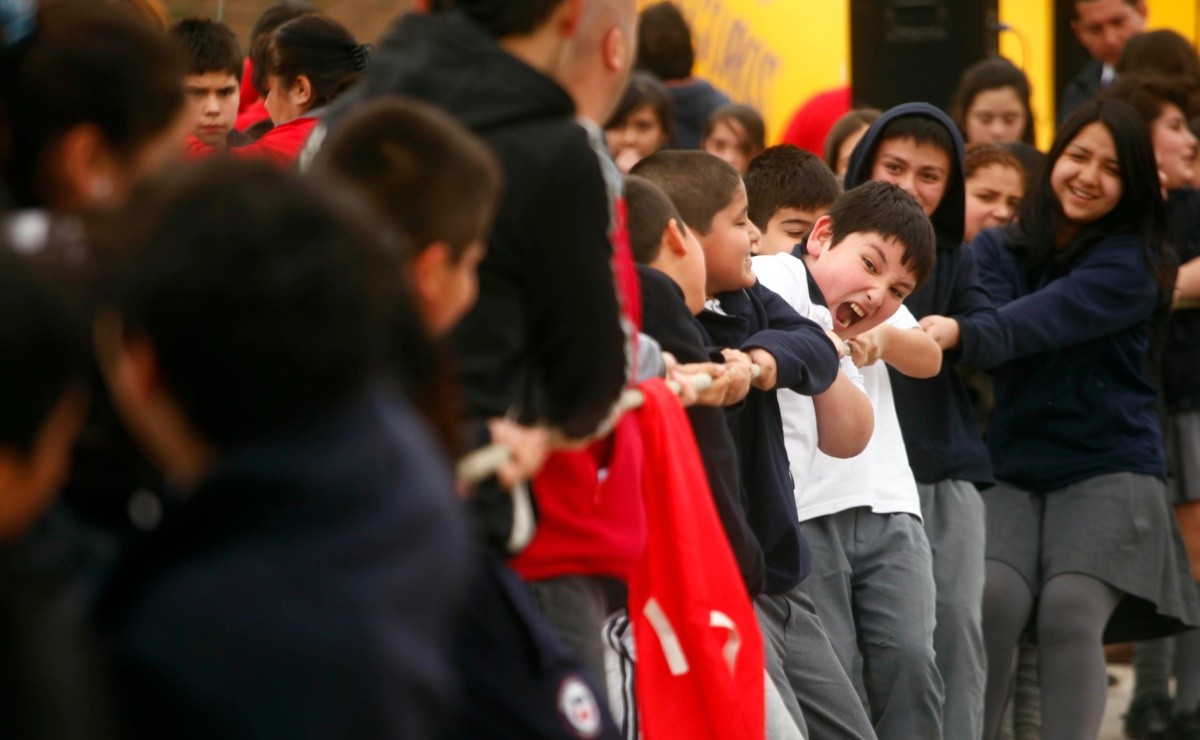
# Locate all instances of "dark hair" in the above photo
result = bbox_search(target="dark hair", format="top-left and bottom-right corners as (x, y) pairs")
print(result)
(1104, 73), (1195, 129)
(1000, 141), (1047, 187)
(875, 114), (958, 165)
(636, 1), (693, 81)
(825, 180), (936, 287)
(625, 174), (685, 264)
(631, 150), (742, 234)
(1118, 32), (1200, 117)
(605, 71), (673, 144)
(1014, 98), (1165, 285)
(100, 159), (400, 449)
(0, 251), (85, 452)
(948, 57), (1035, 145)
(744, 145), (841, 230)
(702, 104), (766, 162)
(249, 2), (314, 95)
(823, 108), (880, 172)
(107, 0), (169, 31)
(312, 97), (503, 258)
(4, 2), (185, 209)
(266, 14), (367, 112)
(455, 0), (568, 38)
(964, 141), (1025, 181)
(169, 18), (243, 80)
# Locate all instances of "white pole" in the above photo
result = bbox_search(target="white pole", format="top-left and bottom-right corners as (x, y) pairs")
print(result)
(216, 0), (225, 21)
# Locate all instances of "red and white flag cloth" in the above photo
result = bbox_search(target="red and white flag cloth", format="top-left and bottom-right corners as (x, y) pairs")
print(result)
(630, 379), (764, 740)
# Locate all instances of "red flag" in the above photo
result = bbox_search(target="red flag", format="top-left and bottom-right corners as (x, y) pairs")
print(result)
(630, 379), (764, 740)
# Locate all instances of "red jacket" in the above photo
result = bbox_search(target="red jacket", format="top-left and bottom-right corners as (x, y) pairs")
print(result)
(186, 117), (317, 168)
(780, 86), (851, 155)
(630, 379), (764, 740)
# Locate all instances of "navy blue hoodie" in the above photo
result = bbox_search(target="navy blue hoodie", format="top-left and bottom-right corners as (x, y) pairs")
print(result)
(696, 283), (839, 594)
(844, 103), (997, 487)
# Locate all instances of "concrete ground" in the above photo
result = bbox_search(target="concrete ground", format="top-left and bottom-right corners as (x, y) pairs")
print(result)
(1102, 663), (1134, 739)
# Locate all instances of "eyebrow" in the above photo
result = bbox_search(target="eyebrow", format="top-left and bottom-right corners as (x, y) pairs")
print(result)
(868, 242), (916, 291)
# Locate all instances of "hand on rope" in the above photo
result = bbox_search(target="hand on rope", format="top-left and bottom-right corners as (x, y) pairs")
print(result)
(456, 361), (762, 486)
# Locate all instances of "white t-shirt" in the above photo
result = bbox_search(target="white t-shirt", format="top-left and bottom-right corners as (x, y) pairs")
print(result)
(752, 252), (922, 523)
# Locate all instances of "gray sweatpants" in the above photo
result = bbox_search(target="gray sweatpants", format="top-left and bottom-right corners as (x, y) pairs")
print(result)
(919, 479), (988, 740)
(756, 590), (878, 739)
(798, 508), (944, 740)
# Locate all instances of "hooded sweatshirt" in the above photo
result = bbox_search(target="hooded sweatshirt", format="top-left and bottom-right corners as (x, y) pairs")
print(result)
(843, 103), (997, 487)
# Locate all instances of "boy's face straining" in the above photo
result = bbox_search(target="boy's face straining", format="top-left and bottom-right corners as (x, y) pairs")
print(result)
(805, 223), (916, 339)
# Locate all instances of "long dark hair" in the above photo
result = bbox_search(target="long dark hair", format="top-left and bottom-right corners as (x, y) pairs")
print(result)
(265, 14), (367, 112)
(1013, 98), (1165, 288)
(948, 57), (1036, 146)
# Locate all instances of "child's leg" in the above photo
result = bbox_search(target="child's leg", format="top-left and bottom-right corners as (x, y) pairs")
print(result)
(1036, 573), (1121, 740)
(918, 479), (987, 740)
(755, 593), (810, 735)
(528, 575), (611, 701)
(849, 510), (944, 740)
(779, 587), (879, 739)
(982, 559), (1034, 740)
(1126, 637), (1173, 738)
(1174, 599), (1200, 714)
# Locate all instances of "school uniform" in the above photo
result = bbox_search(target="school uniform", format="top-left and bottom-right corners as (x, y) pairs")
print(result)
(697, 282), (876, 739)
(755, 250), (942, 740)
(1162, 189), (1200, 503)
(844, 102), (994, 739)
(665, 77), (730, 150)
(1058, 59), (1105, 126)
(93, 388), (470, 739)
(959, 225), (1200, 642)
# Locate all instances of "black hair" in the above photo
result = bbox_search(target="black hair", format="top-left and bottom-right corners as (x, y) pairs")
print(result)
(1014, 98), (1166, 288)
(312, 96), (504, 258)
(631, 150), (743, 235)
(702, 104), (766, 164)
(100, 158), (402, 450)
(824, 180), (936, 287)
(169, 18), (243, 80)
(947, 57), (1036, 145)
(3, 2), (185, 209)
(605, 71), (673, 145)
(1104, 73), (1195, 129)
(249, 1), (314, 96)
(624, 174), (685, 264)
(0, 250), (85, 452)
(744, 145), (841, 230)
(635, 1), (693, 81)
(875, 114), (958, 164)
(454, 0), (568, 38)
(823, 108), (881, 173)
(1073, 0), (1141, 19)
(266, 14), (367, 112)
(1000, 141), (1047, 188)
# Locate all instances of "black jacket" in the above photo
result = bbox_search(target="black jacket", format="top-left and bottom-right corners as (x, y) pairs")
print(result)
(93, 389), (469, 739)
(637, 265), (766, 595)
(696, 282), (839, 594)
(845, 102), (997, 487)
(341, 11), (626, 439)
(1162, 188), (1200, 411)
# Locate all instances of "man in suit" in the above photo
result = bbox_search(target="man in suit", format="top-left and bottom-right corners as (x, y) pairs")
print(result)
(1058, 0), (1146, 125)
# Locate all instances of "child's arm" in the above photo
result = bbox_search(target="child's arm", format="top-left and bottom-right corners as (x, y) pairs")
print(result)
(847, 319), (942, 378)
(740, 284), (840, 396)
(813, 368), (875, 458)
(950, 231), (1158, 369)
(1174, 256), (1200, 309)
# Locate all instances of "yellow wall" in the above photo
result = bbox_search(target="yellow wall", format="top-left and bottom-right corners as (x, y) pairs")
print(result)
(640, 0), (1200, 150)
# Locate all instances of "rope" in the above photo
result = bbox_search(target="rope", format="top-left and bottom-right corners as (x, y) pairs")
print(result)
(456, 364), (760, 485)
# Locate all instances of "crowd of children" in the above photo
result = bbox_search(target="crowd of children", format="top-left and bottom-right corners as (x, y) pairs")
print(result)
(3, 0), (1200, 738)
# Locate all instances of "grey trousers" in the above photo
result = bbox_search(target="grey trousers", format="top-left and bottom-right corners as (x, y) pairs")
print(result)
(920, 480), (988, 740)
(756, 590), (878, 739)
(798, 508), (944, 740)
(528, 575), (610, 702)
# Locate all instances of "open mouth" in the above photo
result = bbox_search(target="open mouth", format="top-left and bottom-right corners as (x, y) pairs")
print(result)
(834, 300), (866, 329)
(1067, 186), (1098, 201)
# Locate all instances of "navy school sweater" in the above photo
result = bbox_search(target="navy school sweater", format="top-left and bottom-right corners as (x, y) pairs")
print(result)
(843, 102), (998, 487)
(957, 227), (1165, 493)
(1163, 188), (1200, 412)
(695, 281), (840, 594)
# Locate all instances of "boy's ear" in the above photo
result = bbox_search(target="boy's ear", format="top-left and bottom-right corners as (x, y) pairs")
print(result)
(805, 214), (836, 258)
(663, 218), (689, 258)
(54, 123), (118, 206)
(411, 241), (454, 305)
(292, 75), (314, 109)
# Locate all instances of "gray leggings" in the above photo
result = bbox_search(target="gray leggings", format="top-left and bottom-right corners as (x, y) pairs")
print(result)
(982, 563), (1120, 740)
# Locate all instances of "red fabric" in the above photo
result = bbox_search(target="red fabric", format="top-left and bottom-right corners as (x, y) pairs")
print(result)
(236, 98), (270, 133)
(510, 193), (647, 582)
(238, 58), (258, 113)
(185, 117), (316, 167)
(630, 379), (764, 740)
(779, 86), (852, 154)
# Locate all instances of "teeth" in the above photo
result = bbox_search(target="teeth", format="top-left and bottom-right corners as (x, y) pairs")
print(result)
(1069, 186), (1096, 200)
(850, 303), (865, 317)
